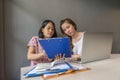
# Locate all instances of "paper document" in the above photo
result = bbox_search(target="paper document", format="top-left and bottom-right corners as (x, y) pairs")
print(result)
(23, 61), (72, 77)
(36, 63), (51, 70)
(24, 61), (88, 78)
(71, 64), (87, 70)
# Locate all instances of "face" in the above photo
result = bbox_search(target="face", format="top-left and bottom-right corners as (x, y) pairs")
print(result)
(61, 22), (76, 36)
(42, 22), (55, 38)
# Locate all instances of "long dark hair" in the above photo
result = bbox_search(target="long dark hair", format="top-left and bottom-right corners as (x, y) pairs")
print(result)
(38, 20), (57, 38)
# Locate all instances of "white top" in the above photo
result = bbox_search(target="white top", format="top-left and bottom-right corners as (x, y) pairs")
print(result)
(72, 33), (84, 55)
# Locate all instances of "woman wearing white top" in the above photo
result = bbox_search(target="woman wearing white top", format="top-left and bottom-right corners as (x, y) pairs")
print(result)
(60, 18), (84, 61)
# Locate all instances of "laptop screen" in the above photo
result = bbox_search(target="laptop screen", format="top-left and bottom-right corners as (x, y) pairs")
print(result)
(81, 32), (113, 63)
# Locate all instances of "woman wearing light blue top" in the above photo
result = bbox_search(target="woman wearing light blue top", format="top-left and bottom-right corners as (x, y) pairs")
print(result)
(60, 18), (84, 61)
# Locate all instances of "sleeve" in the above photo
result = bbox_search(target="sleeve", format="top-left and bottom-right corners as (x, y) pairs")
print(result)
(27, 36), (38, 47)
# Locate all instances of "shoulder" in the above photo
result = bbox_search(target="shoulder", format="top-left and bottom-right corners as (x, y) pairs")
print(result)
(30, 36), (39, 40)
(28, 36), (40, 43)
(31, 36), (39, 39)
(78, 32), (84, 36)
(77, 32), (84, 39)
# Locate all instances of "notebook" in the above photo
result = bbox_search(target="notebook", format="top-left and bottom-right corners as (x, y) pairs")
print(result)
(39, 37), (71, 59)
(80, 32), (113, 63)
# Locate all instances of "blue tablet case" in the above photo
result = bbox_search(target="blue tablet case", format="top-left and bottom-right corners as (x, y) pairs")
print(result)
(39, 37), (71, 59)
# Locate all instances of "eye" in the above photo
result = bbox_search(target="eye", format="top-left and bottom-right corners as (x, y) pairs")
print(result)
(52, 28), (54, 31)
(47, 26), (54, 31)
(63, 26), (70, 32)
(63, 29), (66, 32)
(66, 26), (70, 29)
(47, 26), (51, 29)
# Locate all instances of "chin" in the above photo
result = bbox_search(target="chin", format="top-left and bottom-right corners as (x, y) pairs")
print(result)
(48, 36), (52, 38)
(68, 34), (73, 37)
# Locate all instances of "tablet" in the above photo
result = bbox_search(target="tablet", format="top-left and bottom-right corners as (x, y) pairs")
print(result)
(39, 37), (71, 59)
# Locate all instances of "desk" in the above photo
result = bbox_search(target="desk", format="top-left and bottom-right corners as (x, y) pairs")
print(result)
(21, 54), (120, 80)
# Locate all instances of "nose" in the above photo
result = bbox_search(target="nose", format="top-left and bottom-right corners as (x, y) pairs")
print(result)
(49, 29), (52, 32)
(49, 29), (54, 34)
(66, 29), (70, 33)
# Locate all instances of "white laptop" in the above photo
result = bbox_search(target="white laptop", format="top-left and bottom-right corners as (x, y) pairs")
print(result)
(80, 32), (113, 63)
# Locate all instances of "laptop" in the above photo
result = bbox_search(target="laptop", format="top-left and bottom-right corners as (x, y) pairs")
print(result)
(39, 37), (71, 59)
(80, 32), (113, 63)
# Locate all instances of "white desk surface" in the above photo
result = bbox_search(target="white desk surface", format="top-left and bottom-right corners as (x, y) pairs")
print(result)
(21, 54), (120, 80)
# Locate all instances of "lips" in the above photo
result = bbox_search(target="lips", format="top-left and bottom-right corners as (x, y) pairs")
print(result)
(68, 32), (72, 35)
(48, 33), (53, 36)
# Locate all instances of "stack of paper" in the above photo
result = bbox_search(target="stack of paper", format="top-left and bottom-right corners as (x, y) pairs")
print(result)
(24, 61), (72, 77)
(23, 61), (88, 78)
(36, 63), (52, 69)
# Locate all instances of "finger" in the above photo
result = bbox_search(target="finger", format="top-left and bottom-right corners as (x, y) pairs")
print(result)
(63, 54), (65, 58)
(55, 55), (57, 60)
(42, 50), (46, 54)
(56, 54), (59, 60)
(58, 54), (61, 60)
(60, 54), (62, 58)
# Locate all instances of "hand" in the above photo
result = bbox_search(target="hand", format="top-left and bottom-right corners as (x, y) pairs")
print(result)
(71, 54), (81, 61)
(48, 58), (54, 62)
(47, 54), (65, 62)
(39, 50), (47, 57)
(54, 54), (65, 61)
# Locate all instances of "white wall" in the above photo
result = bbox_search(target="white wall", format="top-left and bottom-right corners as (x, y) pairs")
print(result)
(4, 0), (120, 80)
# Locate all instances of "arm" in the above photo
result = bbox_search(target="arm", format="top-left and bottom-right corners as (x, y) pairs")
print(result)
(63, 54), (81, 62)
(71, 54), (81, 61)
(71, 33), (84, 61)
(27, 46), (46, 61)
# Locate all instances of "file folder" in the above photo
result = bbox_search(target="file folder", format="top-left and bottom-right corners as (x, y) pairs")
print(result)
(39, 37), (71, 59)
(23, 61), (73, 77)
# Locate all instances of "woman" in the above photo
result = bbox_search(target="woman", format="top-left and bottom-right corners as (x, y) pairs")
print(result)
(60, 18), (84, 61)
(27, 19), (57, 66)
